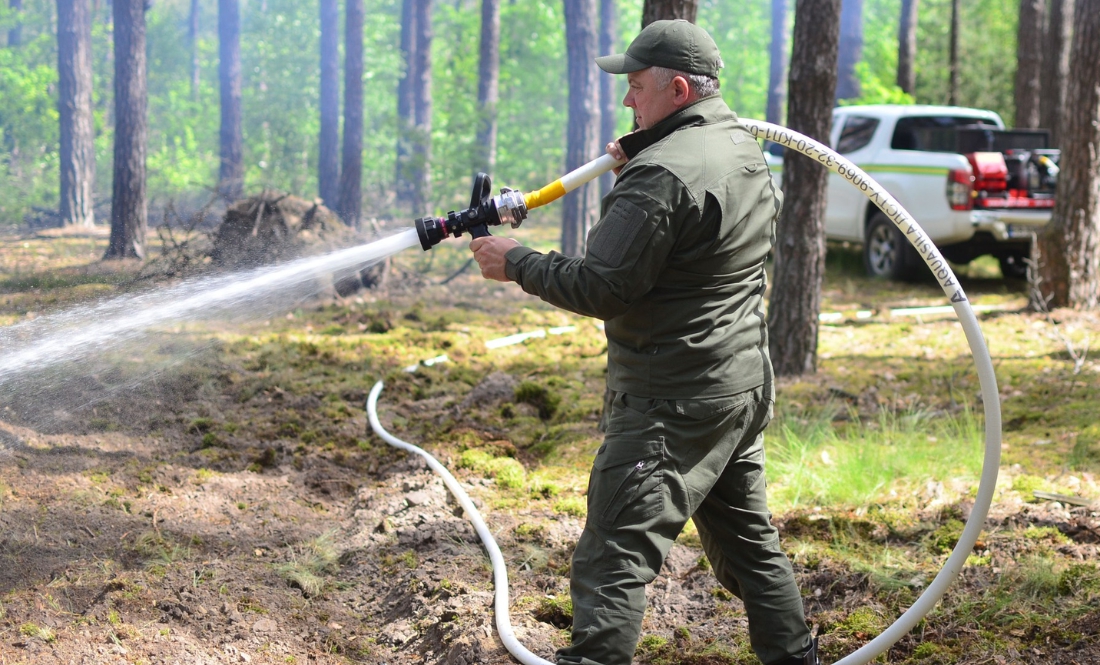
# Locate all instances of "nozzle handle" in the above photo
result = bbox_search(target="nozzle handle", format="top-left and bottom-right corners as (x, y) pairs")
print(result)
(469, 224), (491, 239)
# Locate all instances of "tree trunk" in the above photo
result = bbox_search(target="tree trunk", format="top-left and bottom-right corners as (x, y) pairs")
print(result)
(475, 0), (500, 176)
(8, 0), (22, 46)
(598, 0), (617, 199)
(835, 0), (863, 101)
(1032, 0), (1099, 309)
(318, 0), (340, 208)
(395, 0), (416, 205)
(104, 0), (147, 260)
(768, 0), (840, 376)
(218, 0), (243, 201)
(411, 0), (433, 215)
(1040, 0), (1074, 146)
(1014, 0), (1045, 129)
(57, 0), (96, 228)
(948, 0), (959, 105)
(338, 0), (364, 226)
(896, 0), (918, 94)
(561, 0), (599, 257)
(641, 0), (696, 28)
(189, 0), (200, 100)
(766, 0), (788, 126)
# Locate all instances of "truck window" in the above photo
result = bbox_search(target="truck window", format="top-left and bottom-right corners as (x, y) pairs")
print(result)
(836, 116), (879, 153)
(891, 116), (999, 152)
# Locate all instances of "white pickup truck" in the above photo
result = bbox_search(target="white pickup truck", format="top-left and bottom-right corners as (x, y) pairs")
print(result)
(766, 105), (1059, 280)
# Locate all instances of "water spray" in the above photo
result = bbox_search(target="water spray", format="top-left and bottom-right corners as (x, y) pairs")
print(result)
(371, 119), (1002, 665)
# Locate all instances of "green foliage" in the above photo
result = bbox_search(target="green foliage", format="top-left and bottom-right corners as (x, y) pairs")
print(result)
(1, 0), (1029, 227)
(913, 0), (1017, 122)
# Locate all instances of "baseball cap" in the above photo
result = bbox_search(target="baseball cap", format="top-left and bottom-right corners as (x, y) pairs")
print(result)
(595, 19), (723, 78)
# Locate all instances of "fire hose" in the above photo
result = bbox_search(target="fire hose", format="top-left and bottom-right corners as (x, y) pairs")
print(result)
(368, 119), (1002, 665)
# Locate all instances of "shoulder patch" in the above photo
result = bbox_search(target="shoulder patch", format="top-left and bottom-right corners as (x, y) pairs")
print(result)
(588, 198), (648, 267)
(730, 129), (748, 145)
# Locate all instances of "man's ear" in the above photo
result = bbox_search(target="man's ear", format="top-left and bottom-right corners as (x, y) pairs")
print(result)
(672, 76), (692, 105)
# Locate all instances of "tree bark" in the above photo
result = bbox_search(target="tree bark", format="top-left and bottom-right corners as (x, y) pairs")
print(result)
(395, 0), (416, 205)
(1014, 0), (1045, 129)
(8, 0), (22, 46)
(318, 0), (340, 208)
(218, 0), (243, 201)
(1040, 0), (1074, 146)
(410, 0), (433, 215)
(189, 0), (200, 100)
(641, 0), (696, 28)
(766, 0), (788, 126)
(1032, 0), (1099, 309)
(598, 0), (617, 199)
(948, 0), (959, 105)
(835, 0), (863, 101)
(338, 0), (364, 226)
(105, 0), (147, 260)
(57, 0), (96, 228)
(896, 0), (918, 94)
(475, 0), (500, 176)
(768, 0), (840, 376)
(561, 0), (599, 257)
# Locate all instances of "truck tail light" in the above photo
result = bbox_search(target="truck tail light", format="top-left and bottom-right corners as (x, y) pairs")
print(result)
(947, 167), (974, 211)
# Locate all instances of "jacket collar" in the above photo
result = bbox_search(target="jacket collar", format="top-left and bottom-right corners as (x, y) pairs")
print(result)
(618, 95), (735, 159)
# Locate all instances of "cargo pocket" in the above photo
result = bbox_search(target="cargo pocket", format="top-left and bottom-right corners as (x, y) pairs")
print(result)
(593, 436), (668, 528)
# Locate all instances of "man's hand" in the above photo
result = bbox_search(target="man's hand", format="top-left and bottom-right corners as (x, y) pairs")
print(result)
(470, 236), (521, 282)
(607, 140), (627, 176)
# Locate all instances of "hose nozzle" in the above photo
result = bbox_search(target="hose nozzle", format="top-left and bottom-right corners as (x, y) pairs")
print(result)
(415, 173), (529, 251)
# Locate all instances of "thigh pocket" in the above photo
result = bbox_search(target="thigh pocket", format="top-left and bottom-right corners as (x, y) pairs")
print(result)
(593, 437), (668, 528)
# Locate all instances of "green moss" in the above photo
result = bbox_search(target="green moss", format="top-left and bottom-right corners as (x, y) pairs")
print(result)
(534, 596), (573, 628)
(553, 495), (586, 517)
(188, 417), (215, 433)
(927, 519), (965, 555)
(515, 381), (561, 420)
(1058, 563), (1100, 597)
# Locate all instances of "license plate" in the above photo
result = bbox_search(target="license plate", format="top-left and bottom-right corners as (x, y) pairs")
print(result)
(1006, 224), (1036, 239)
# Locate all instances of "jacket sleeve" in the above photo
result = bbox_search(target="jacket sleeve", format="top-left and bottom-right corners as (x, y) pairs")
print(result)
(504, 163), (688, 320)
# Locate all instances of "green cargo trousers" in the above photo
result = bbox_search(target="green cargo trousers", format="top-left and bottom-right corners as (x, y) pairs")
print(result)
(555, 385), (812, 665)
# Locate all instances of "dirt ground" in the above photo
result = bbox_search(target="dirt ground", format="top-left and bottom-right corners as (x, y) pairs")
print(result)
(1, 234), (1099, 664)
(2, 363), (1098, 664)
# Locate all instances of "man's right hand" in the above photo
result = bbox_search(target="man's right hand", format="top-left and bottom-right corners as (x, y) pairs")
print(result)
(470, 236), (521, 282)
(607, 140), (626, 176)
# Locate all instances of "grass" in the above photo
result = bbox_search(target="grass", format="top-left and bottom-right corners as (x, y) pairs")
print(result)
(767, 404), (984, 510)
(276, 532), (341, 598)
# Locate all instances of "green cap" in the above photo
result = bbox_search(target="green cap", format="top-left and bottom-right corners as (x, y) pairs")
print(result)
(595, 19), (723, 78)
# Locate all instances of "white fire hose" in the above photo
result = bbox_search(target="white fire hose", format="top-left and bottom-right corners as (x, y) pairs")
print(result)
(367, 119), (1002, 665)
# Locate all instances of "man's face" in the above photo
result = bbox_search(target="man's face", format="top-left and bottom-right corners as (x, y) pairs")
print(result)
(624, 68), (681, 130)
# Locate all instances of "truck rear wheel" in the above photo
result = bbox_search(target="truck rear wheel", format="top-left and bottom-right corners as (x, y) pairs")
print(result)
(864, 213), (922, 280)
(997, 251), (1030, 280)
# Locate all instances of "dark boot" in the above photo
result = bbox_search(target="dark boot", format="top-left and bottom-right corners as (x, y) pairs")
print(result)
(765, 634), (819, 665)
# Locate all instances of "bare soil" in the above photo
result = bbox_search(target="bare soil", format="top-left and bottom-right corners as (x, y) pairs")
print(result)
(1, 236), (1098, 664)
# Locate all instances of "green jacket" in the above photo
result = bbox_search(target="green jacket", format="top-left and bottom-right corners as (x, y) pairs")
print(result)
(504, 95), (780, 400)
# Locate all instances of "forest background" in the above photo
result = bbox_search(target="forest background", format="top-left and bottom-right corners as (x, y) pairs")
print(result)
(0, 0), (1021, 229)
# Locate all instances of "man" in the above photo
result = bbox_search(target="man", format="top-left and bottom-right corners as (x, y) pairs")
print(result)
(470, 19), (818, 665)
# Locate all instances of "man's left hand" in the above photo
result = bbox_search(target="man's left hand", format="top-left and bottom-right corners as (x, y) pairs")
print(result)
(470, 236), (521, 282)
